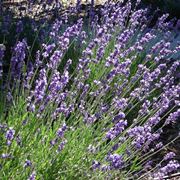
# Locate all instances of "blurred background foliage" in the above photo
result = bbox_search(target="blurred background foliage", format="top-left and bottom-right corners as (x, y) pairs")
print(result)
(142, 0), (180, 18)
(1, 0), (180, 18)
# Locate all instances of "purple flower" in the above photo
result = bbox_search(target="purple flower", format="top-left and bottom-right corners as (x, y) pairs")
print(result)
(106, 120), (127, 140)
(42, 43), (55, 58)
(48, 50), (63, 69)
(48, 70), (62, 98)
(32, 68), (47, 105)
(92, 160), (101, 170)
(108, 154), (124, 169)
(0, 44), (5, 60)
(5, 127), (15, 145)
(24, 159), (32, 168)
(155, 142), (163, 149)
(153, 160), (180, 178)
(113, 98), (128, 110)
(56, 129), (64, 138)
(24, 62), (34, 89)
(52, 102), (73, 119)
(35, 50), (42, 68)
(147, 116), (161, 126)
(50, 20), (62, 38)
(144, 161), (153, 171)
(0, 44), (5, 78)
(139, 100), (150, 116)
(157, 14), (169, 30)
(50, 138), (58, 147)
(1, 153), (11, 159)
(28, 171), (36, 180)
(56, 123), (67, 138)
(84, 114), (97, 124)
(101, 164), (110, 171)
(164, 152), (176, 161)
(1, 1), (180, 178)
(11, 40), (27, 79)
(57, 139), (67, 152)
(112, 112), (125, 123)
(111, 143), (119, 152)
(165, 109), (180, 125)
(128, 125), (160, 150)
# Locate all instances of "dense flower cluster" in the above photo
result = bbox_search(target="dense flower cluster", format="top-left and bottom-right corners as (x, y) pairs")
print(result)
(152, 160), (180, 179)
(0, 0), (179, 179)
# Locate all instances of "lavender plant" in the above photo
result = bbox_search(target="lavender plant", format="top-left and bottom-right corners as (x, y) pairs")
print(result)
(0, 0), (180, 179)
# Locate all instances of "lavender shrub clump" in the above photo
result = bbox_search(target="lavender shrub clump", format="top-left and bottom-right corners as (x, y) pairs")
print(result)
(0, 0), (179, 179)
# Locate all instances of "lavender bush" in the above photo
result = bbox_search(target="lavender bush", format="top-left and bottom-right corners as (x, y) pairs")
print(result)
(0, 0), (180, 179)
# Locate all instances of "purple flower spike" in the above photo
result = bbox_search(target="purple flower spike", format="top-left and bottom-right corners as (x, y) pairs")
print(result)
(165, 109), (180, 125)
(56, 123), (67, 138)
(106, 120), (127, 140)
(112, 112), (125, 123)
(11, 39), (27, 79)
(164, 152), (176, 161)
(92, 160), (101, 170)
(5, 127), (15, 142)
(24, 159), (32, 168)
(108, 154), (124, 169)
(57, 139), (67, 152)
(0, 44), (5, 78)
(28, 171), (36, 180)
(153, 160), (180, 178)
